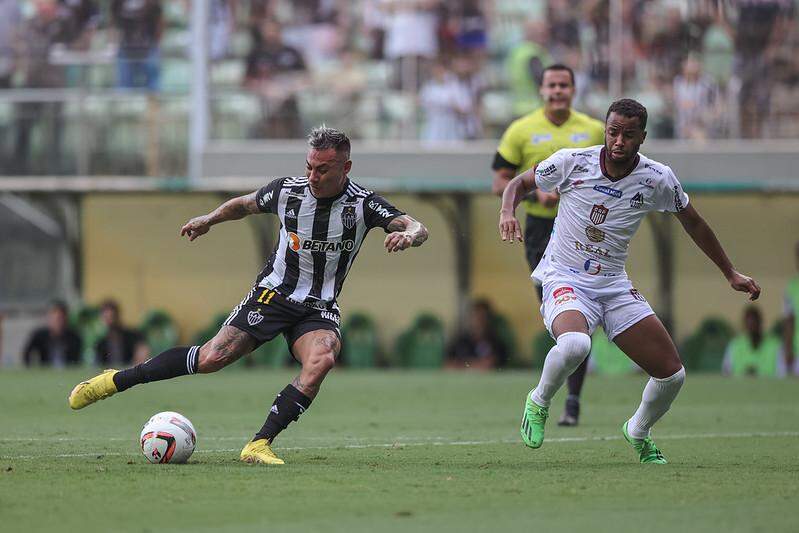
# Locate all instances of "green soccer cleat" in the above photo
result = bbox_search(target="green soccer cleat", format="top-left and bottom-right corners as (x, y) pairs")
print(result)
(520, 392), (549, 449)
(622, 421), (668, 464)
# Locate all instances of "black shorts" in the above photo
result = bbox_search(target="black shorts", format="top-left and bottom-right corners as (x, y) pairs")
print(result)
(225, 287), (341, 356)
(524, 214), (555, 275)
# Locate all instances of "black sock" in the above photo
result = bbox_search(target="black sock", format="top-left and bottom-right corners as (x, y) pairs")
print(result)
(566, 356), (589, 397)
(253, 384), (313, 443)
(112, 346), (200, 392)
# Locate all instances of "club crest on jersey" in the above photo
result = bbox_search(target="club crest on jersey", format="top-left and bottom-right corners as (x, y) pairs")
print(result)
(630, 192), (644, 209)
(247, 309), (264, 326)
(341, 205), (356, 229)
(639, 176), (655, 189)
(590, 204), (609, 225)
(593, 185), (622, 198)
(584, 259), (602, 275)
(585, 225), (606, 242)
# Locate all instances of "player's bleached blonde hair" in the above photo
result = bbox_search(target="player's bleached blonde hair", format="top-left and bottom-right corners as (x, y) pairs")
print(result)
(308, 125), (351, 159)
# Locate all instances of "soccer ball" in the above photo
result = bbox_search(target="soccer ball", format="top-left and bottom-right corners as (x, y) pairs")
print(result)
(139, 411), (197, 464)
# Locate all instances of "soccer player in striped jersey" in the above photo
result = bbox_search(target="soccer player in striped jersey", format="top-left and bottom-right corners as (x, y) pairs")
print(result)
(499, 99), (760, 463)
(68, 127), (429, 464)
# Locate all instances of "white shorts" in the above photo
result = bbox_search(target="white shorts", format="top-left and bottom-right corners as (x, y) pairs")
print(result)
(539, 267), (655, 341)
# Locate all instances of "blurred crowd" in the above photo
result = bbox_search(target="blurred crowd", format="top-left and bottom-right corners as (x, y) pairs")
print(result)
(0, 0), (797, 172)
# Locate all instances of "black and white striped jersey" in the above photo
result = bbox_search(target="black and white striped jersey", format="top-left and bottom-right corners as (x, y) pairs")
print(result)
(253, 176), (405, 307)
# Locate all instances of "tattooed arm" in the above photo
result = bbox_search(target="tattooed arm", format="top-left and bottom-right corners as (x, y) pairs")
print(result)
(384, 215), (429, 253)
(180, 191), (260, 241)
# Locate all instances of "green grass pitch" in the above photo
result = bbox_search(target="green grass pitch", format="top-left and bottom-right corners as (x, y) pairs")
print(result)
(1, 369), (797, 532)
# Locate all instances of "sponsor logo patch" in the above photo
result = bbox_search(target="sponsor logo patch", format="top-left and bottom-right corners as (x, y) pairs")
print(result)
(287, 232), (356, 253)
(584, 259), (602, 275)
(320, 311), (341, 325)
(285, 208), (297, 219)
(575, 241), (610, 257)
(258, 190), (274, 208)
(247, 309), (264, 326)
(590, 204), (609, 225)
(341, 205), (356, 229)
(570, 132), (590, 143)
(630, 192), (644, 209)
(536, 164), (557, 177)
(630, 288), (647, 302)
(552, 286), (574, 299)
(593, 185), (623, 198)
(571, 164), (590, 174)
(585, 225), (606, 242)
(531, 133), (553, 144)
(673, 186), (685, 212)
(644, 163), (663, 175)
(368, 200), (393, 219)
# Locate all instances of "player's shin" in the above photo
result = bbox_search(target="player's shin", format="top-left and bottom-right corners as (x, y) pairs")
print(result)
(253, 383), (313, 443)
(531, 332), (592, 407)
(112, 346), (200, 392)
(626, 366), (685, 439)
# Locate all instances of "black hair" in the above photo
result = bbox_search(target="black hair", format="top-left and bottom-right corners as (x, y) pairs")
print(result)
(606, 98), (648, 130)
(308, 126), (351, 159)
(49, 300), (68, 315)
(540, 64), (575, 87)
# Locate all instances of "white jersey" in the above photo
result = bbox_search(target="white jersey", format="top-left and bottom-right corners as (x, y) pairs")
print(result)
(532, 145), (689, 282)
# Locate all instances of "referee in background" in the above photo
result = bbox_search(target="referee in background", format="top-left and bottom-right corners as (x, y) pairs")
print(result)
(492, 64), (604, 426)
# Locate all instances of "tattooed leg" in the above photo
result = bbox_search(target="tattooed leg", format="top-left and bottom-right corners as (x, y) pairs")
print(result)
(197, 325), (257, 373)
(292, 330), (341, 399)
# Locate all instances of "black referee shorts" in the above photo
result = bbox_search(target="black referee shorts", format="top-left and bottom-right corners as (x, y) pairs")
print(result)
(225, 286), (341, 358)
(524, 214), (555, 273)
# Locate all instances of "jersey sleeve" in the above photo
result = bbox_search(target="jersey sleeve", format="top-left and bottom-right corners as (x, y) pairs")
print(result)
(533, 149), (568, 192)
(363, 194), (405, 232)
(655, 167), (690, 213)
(255, 178), (284, 213)
(496, 122), (522, 168)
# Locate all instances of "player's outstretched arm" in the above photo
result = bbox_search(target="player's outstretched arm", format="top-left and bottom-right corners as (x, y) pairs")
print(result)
(180, 191), (260, 242)
(498, 167), (537, 243)
(675, 204), (761, 300)
(384, 215), (428, 253)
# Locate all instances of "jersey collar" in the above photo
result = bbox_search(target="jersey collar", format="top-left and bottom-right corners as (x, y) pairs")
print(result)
(599, 147), (640, 183)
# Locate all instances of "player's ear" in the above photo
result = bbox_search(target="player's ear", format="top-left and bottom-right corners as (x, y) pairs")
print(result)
(343, 159), (352, 174)
(641, 130), (647, 144)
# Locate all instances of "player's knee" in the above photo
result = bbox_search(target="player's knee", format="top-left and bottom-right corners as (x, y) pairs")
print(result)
(556, 331), (592, 365)
(304, 351), (336, 381)
(197, 342), (234, 373)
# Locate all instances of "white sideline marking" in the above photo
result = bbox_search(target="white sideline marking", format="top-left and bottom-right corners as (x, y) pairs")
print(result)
(1, 431), (797, 460)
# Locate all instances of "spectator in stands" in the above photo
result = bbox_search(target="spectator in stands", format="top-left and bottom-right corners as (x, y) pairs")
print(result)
(732, 0), (793, 138)
(506, 20), (551, 117)
(783, 241), (799, 375)
(208, 0), (237, 62)
(382, 0), (441, 93)
(673, 54), (720, 140)
(14, 0), (67, 174)
(722, 306), (782, 377)
(0, 0), (21, 89)
(418, 60), (472, 141)
(244, 18), (309, 139)
(94, 299), (150, 367)
(58, 0), (99, 51)
(23, 300), (82, 367)
(111, 0), (163, 92)
(281, 0), (342, 68)
(446, 299), (507, 370)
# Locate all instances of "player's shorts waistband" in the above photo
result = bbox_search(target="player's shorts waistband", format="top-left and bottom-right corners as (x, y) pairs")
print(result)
(257, 282), (339, 311)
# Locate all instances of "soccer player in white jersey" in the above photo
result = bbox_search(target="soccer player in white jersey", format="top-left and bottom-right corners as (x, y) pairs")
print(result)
(499, 99), (761, 463)
(68, 127), (429, 464)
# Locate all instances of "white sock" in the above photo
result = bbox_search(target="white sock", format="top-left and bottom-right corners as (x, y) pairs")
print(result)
(626, 367), (686, 439)
(531, 332), (592, 407)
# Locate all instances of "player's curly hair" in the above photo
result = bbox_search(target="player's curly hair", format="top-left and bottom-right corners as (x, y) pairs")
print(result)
(308, 126), (351, 159)
(606, 99), (648, 130)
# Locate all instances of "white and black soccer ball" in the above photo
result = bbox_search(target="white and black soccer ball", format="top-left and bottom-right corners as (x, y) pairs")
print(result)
(139, 411), (197, 464)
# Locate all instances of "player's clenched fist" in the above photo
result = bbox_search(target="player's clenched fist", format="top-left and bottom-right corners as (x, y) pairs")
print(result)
(180, 216), (212, 241)
(385, 231), (413, 253)
(499, 210), (523, 243)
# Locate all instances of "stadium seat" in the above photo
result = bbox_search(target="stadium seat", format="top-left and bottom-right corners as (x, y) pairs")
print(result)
(395, 313), (445, 368)
(680, 317), (735, 371)
(139, 309), (179, 356)
(341, 312), (379, 368)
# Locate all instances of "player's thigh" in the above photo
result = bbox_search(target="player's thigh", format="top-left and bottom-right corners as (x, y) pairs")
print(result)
(542, 282), (600, 338)
(551, 311), (590, 337)
(288, 312), (342, 367)
(198, 325), (257, 372)
(612, 315), (682, 379)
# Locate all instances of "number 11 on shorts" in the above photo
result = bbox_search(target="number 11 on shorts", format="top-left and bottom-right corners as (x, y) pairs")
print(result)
(257, 289), (275, 305)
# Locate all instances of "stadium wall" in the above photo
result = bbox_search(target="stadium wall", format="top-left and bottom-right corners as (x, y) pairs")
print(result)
(81, 193), (797, 358)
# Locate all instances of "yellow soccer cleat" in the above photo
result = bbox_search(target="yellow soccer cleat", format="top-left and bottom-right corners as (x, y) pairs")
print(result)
(68, 369), (119, 410)
(240, 439), (285, 465)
